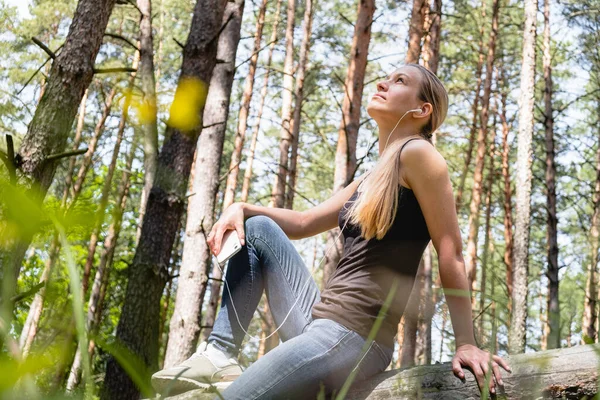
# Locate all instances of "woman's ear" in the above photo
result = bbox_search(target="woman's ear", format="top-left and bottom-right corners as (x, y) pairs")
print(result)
(413, 103), (433, 119)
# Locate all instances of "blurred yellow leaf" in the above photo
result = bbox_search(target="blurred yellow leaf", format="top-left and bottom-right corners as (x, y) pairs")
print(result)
(167, 76), (207, 132)
(135, 99), (157, 125)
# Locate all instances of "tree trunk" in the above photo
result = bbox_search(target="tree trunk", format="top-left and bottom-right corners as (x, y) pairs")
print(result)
(82, 60), (138, 297)
(455, 0), (487, 212)
(164, 0), (245, 368)
(405, 0), (427, 64)
(101, 0), (228, 397)
(0, 0), (117, 310)
(162, 343), (600, 400)
(160, 229), (183, 368)
(498, 67), (515, 305)
(422, 0), (442, 75)
(19, 84), (117, 358)
(542, 0), (559, 350)
(322, 0), (375, 287)
(478, 111), (497, 344)
(222, 0), (268, 209)
(415, 243), (433, 365)
(285, 0), (314, 210)
(135, 0), (159, 245)
(268, 0), (297, 209)
(240, 0), (283, 203)
(202, 0), (277, 347)
(66, 134), (138, 392)
(18, 90), (89, 355)
(69, 86), (118, 206)
(508, 0), (537, 355)
(401, 259), (423, 367)
(583, 109), (600, 344)
(464, 0), (500, 310)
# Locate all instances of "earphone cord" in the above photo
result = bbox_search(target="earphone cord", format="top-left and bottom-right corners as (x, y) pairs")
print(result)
(214, 108), (417, 343)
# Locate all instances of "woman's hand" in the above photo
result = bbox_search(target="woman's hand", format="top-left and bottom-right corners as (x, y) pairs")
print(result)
(451, 343), (511, 395)
(207, 202), (246, 256)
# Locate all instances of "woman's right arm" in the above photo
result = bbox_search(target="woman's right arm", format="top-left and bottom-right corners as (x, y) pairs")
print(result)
(241, 203), (306, 240)
(242, 176), (364, 241)
(210, 177), (365, 255)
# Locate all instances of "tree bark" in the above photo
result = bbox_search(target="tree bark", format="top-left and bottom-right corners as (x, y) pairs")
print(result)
(583, 108), (600, 344)
(464, 0), (500, 311)
(401, 260), (422, 368)
(415, 243), (433, 365)
(508, 0), (537, 355)
(498, 54), (514, 301)
(101, 0), (228, 397)
(542, 0), (559, 350)
(163, 344), (600, 400)
(455, 0), (487, 212)
(422, 0), (442, 75)
(322, 0), (375, 287)
(164, 0), (245, 368)
(82, 59), (138, 298)
(268, 0), (297, 209)
(0, 0), (117, 306)
(135, 0), (159, 245)
(18, 90), (89, 356)
(222, 0), (268, 209)
(240, 0), (283, 203)
(478, 109), (497, 343)
(284, 0), (314, 210)
(69, 86), (118, 206)
(405, 0), (427, 64)
(66, 133), (138, 392)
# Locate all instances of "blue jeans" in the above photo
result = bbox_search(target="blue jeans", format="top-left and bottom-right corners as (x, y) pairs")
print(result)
(207, 215), (394, 400)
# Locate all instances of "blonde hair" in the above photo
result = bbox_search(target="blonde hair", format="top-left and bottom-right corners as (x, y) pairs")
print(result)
(345, 63), (448, 240)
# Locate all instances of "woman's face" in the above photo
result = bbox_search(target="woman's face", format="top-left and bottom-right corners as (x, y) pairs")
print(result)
(366, 65), (424, 125)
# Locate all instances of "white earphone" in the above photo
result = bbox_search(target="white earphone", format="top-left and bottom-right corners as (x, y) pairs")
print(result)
(381, 108), (423, 153)
(214, 104), (422, 344)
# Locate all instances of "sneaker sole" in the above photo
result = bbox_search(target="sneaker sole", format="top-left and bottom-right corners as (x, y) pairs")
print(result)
(152, 376), (235, 396)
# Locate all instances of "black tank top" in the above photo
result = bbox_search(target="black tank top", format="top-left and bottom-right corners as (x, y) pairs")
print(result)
(311, 137), (432, 350)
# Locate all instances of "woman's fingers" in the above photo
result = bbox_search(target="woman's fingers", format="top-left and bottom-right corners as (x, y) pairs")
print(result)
(471, 362), (486, 393)
(478, 359), (494, 394)
(493, 354), (512, 373)
(207, 227), (216, 254)
(451, 358), (464, 379)
(491, 361), (503, 386)
(235, 222), (245, 246)
(482, 362), (496, 394)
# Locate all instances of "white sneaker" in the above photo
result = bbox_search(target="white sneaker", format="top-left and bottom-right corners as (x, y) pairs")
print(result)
(151, 341), (243, 396)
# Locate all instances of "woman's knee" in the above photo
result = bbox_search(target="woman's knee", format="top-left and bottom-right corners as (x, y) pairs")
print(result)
(244, 215), (282, 243)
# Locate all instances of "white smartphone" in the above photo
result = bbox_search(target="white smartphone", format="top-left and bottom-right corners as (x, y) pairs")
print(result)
(215, 229), (243, 265)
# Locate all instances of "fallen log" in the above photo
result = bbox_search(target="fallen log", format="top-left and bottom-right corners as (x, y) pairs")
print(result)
(155, 343), (600, 399)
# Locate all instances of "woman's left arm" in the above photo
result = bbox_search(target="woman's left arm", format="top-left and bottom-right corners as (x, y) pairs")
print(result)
(401, 141), (512, 395)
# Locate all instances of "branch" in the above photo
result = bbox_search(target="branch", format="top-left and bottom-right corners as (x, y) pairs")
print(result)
(234, 39), (277, 72)
(5, 135), (16, 184)
(104, 32), (140, 51)
(338, 12), (355, 28)
(18, 42), (65, 96)
(31, 36), (55, 59)
(45, 148), (88, 162)
(93, 67), (137, 74)
(173, 38), (185, 49)
(10, 282), (45, 304)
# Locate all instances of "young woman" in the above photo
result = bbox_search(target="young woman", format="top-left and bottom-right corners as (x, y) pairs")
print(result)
(151, 63), (511, 399)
